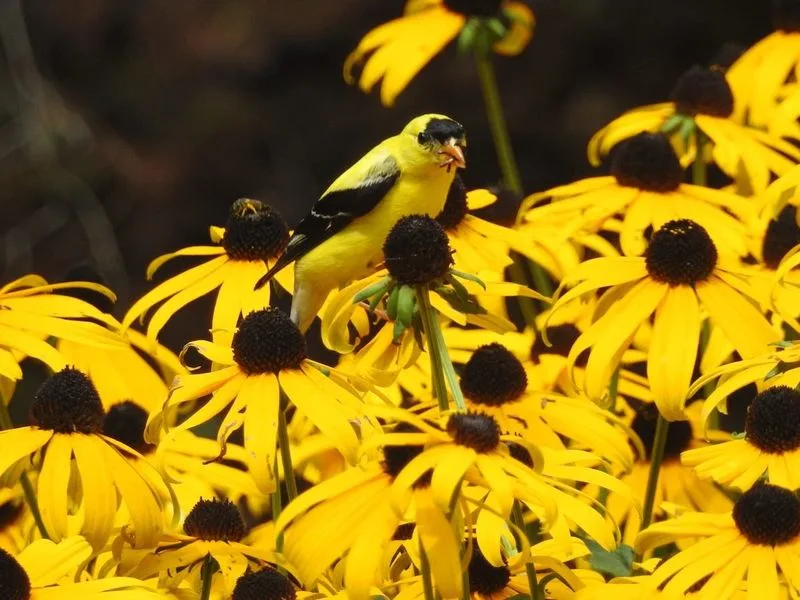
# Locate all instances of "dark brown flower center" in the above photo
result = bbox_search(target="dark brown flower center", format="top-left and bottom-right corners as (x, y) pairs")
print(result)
(630, 404), (693, 461)
(183, 497), (246, 542)
(645, 219), (717, 286)
(745, 386), (800, 454)
(436, 176), (469, 230)
(231, 308), (306, 374)
(384, 215), (453, 285)
(762, 206), (800, 270)
(609, 133), (683, 193)
(468, 547), (511, 595)
(447, 412), (501, 453)
(222, 198), (290, 261)
(461, 343), (527, 406)
(232, 567), (297, 600)
(670, 65), (734, 118)
(733, 482), (800, 546)
(0, 549), (30, 600)
(30, 367), (105, 434)
(102, 401), (155, 455)
(443, 0), (503, 17)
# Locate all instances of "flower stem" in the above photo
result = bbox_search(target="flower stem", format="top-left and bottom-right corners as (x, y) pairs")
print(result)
(416, 287), (465, 412)
(278, 397), (298, 502)
(692, 128), (707, 187)
(199, 554), (215, 600)
(419, 539), (438, 600)
(607, 368), (620, 413)
(0, 401), (48, 540)
(511, 502), (542, 600)
(474, 52), (523, 195)
(641, 413), (670, 529)
(507, 259), (539, 328)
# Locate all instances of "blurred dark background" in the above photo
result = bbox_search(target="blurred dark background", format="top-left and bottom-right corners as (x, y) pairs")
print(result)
(0, 0), (772, 351)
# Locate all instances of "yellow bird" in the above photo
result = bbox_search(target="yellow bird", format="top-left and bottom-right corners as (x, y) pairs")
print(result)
(256, 114), (467, 332)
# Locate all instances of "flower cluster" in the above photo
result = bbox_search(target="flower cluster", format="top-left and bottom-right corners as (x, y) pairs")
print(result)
(5, 2), (800, 600)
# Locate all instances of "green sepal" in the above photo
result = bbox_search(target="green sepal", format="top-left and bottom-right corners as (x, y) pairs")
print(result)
(677, 116), (696, 146)
(386, 286), (400, 321)
(446, 273), (472, 304)
(485, 17), (507, 40)
(369, 281), (393, 313)
(352, 277), (391, 305)
(457, 18), (481, 54)
(435, 286), (486, 315)
(449, 268), (487, 290)
(731, 431), (746, 439)
(396, 285), (416, 329)
(660, 113), (684, 135)
(585, 539), (634, 578)
(392, 320), (407, 343)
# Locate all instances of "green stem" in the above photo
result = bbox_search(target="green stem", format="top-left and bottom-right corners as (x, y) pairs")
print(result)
(692, 129), (707, 188)
(199, 554), (215, 600)
(419, 539), (438, 600)
(641, 414), (670, 530)
(0, 401), (48, 540)
(278, 399), (298, 502)
(272, 455), (284, 546)
(511, 503), (542, 600)
(699, 321), (719, 430)
(607, 368), (620, 413)
(474, 52), (523, 195)
(528, 260), (554, 298)
(507, 259), (538, 329)
(416, 287), (465, 412)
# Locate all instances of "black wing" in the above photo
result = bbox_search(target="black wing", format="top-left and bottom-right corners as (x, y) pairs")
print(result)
(255, 156), (400, 288)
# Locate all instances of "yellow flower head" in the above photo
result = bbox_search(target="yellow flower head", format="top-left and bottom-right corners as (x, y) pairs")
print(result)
(147, 307), (374, 494)
(123, 198), (293, 345)
(549, 219), (780, 419)
(522, 132), (758, 258)
(588, 66), (800, 194)
(0, 369), (168, 551)
(345, 0), (534, 106)
(636, 481), (800, 598)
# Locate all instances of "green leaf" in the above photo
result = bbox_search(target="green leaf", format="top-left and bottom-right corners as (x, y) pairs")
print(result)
(449, 268), (487, 290)
(352, 277), (391, 304)
(396, 285), (416, 328)
(586, 539), (634, 578)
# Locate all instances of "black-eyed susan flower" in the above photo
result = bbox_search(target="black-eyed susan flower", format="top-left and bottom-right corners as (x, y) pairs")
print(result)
(0, 275), (123, 385)
(129, 498), (273, 595)
(344, 0), (534, 106)
(0, 536), (163, 599)
(588, 66), (800, 193)
(683, 386), (800, 491)
(597, 402), (731, 547)
(635, 482), (800, 598)
(522, 133), (757, 258)
(727, 0), (800, 132)
(0, 368), (167, 550)
(455, 342), (638, 470)
(549, 219), (780, 419)
(232, 566), (296, 600)
(123, 198), (291, 345)
(146, 307), (372, 494)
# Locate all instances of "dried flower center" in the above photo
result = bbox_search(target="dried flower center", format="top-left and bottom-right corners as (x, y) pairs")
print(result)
(183, 498), (246, 542)
(531, 324), (583, 365)
(609, 133), (683, 193)
(102, 401), (155, 455)
(733, 482), (800, 546)
(745, 386), (800, 454)
(232, 308), (306, 374)
(461, 343), (527, 406)
(447, 413), (501, 453)
(232, 567), (297, 600)
(222, 198), (290, 261)
(468, 547), (511, 595)
(762, 206), (800, 270)
(29, 367), (105, 434)
(383, 215), (453, 285)
(670, 65), (734, 118)
(645, 219), (717, 286)
(436, 176), (469, 230)
(382, 423), (429, 487)
(443, 0), (503, 17)
(631, 404), (693, 461)
(774, 0), (800, 32)
(0, 549), (30, 600)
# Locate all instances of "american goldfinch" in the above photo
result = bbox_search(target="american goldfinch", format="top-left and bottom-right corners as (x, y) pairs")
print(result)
(256, 113), (466, 332)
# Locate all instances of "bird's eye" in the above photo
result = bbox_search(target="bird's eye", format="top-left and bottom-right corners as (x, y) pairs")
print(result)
(417, 132), (432, 146)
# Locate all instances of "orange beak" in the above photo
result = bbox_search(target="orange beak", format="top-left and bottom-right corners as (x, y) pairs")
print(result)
(440, 143), (466, 170)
